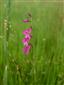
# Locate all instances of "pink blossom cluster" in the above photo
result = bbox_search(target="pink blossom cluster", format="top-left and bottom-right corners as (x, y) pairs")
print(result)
(22, 17), (32, 55)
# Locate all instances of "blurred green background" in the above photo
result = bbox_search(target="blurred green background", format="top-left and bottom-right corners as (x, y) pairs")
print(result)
(0, 0), (64, 85)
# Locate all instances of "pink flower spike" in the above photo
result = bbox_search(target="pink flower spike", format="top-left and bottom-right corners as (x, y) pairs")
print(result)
(22, 28), (32, 35)
(23, 45), (31, 55)
(23, 19), (29, 23)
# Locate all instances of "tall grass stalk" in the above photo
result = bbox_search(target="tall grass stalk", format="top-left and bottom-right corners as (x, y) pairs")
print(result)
(3, 65), (8, 85)
(3, 0), (11, 84)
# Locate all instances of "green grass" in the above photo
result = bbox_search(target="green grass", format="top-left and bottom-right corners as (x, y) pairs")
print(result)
(0, 0), (64, 85)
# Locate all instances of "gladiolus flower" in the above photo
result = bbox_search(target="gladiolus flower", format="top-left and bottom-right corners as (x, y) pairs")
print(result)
(22, 38), (28, 46)
(23, 45), (31, 55)
(22, 28), (32, 35)
(22, 14), (32, 55)
(25, 34), (32, 39)
(22, 38), (29, 45)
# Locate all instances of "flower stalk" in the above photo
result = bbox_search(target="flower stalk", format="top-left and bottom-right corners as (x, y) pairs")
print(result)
(22, 13), (32, 55)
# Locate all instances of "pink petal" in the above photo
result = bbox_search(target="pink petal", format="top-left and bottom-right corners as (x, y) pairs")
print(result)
(22, 28), (32, 35)
(27, 28), (32, 33)
(25, 34), (32, 40)
(23, 19), (29, 23)
(22, 35), (31, 46)
(23, 45), (31, 55)
(22, 38), (28, 46)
